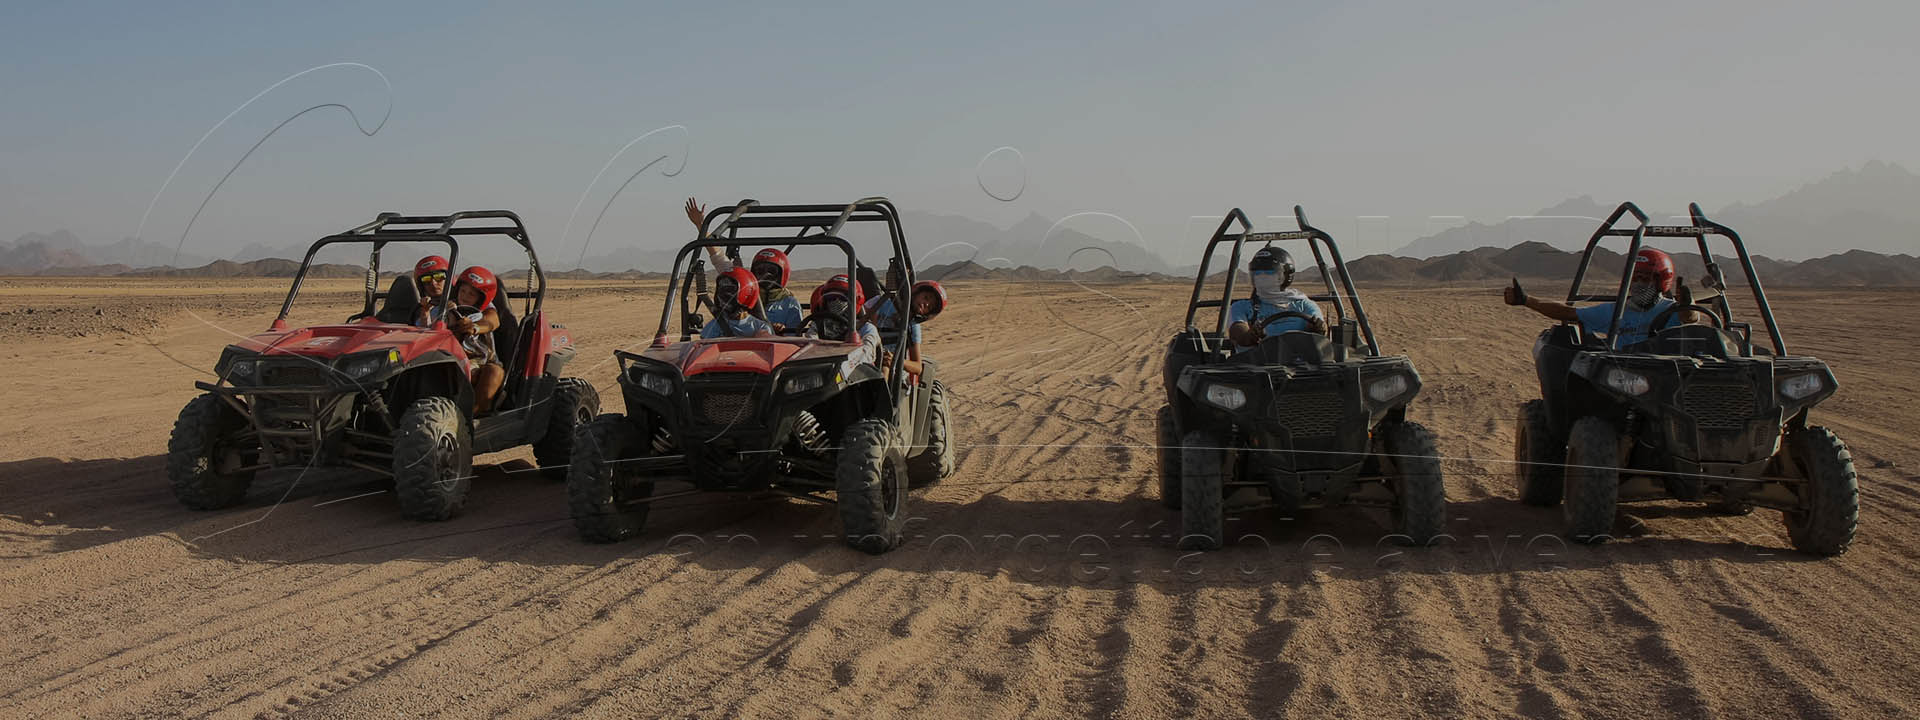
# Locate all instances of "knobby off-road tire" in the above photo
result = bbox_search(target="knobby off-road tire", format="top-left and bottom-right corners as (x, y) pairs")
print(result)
(838, 419), (908, 554)
(1384, 420), (1447, 546)
(1156, 405), (1182, 509)
(907, 380), (956, 487)
(393, 396), (473, 521)
(1562, 416), (1621, 544)
(167, 394), (257, 510)
(567, 413), (654, 543)
(1514, 399), (1565, 506)
(1784, 426), (1858, 556)
(534, 378), (601, 482)
(1178, 429), (1227, 551)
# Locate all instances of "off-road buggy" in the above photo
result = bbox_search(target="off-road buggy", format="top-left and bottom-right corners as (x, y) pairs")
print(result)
(167, 211), (598, 520)
(1514, 202), (1856, 554)
(566, 198), (953, 553)
(1160, 206), (1446, 551)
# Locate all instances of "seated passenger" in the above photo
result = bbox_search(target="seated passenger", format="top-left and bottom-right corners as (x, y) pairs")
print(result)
(1225, 247), (1327, 353)
(750, 248), (805, 332)
(411, 255), (450, 328)
(440, 266), (506, 415)
(701, 267), (775, 339)
(807, 275), (882, 366)
(871, 280), (947, 377)
(1503, 247), (1698, 347)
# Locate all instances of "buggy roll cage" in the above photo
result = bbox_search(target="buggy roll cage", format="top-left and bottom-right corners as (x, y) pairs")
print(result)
(650, 197), (916, 382)
(272, 210), (549, 330)
(1182, 205), (1382, 356)
(1565, 202), (1786, 355)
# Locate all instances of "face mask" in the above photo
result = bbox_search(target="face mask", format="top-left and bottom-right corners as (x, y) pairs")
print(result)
(1627, 281), (1660, 310)
(1251, 270), (1285, 298)
(753, 264), (782, 288)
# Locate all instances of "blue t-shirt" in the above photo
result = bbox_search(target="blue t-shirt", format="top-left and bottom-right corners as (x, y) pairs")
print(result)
(1228, 293), (1323, 353)
(764, 293), (804, 330)
(701, 313), (773, 339)
(867, 297), (922, 345)
(1575, 299), (1677, 347)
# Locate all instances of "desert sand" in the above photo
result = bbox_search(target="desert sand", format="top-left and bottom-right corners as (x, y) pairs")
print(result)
(1, 277), (1917, 719)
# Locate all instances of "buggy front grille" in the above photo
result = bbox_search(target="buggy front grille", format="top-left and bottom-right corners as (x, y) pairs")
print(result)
(693, 390), (755, 426)
(1276, 393), (1345, 438)
(265, 363), (329, 386)
(1682, 384), (1755, 431)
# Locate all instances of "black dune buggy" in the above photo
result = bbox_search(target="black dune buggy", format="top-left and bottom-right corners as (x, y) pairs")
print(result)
(565, 197), (954, 553)
(1514, 202), (1857, 554)
(167, 211), (598, 520)
(1159, 206), (1446, 551)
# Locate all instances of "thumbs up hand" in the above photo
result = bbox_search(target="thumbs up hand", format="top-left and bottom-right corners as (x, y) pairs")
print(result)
(1503, 278), (1529, 307)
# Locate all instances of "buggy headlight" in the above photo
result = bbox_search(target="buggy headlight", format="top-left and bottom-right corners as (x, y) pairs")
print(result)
(1778, 374), (1824, 400)
(1202, 383), (1247, 410)
(1366, 375), (1409, 403)
(340, 349), (399, 379)
(1604, 368), (1651, 396)
(638, 372), (675, 395)
(783, 372), (827, 394)
(227, 359), (257, 380)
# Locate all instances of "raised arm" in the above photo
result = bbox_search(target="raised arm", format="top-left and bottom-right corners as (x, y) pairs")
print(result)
(1505, 279), (1579, 323)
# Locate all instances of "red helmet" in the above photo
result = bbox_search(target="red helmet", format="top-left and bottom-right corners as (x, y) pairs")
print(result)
(911, 280), (948, 319)
(1632, 248), (1677, 293)
(750, 248), (791, 287)
(810, 273), (865, 311)
(453, 266), (498, 309)
(716, 266), (761, 311)
(414, 255), (450, 278)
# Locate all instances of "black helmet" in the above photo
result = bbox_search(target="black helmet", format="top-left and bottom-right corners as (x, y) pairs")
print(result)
(1249, 246), (1294, 274)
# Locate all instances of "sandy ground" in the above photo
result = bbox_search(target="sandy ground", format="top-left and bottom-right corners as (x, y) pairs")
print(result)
(1, 277), (1917, 719)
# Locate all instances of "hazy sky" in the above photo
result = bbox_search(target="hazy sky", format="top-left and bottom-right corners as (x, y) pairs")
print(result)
(4, 0), (1915, 263)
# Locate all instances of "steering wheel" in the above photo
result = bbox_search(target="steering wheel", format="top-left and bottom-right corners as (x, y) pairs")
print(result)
(1255, 311), (1320, 336)
(1649, 303), (1725, 331)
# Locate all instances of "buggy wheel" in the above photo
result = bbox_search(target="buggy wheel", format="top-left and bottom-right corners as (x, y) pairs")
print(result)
(1155, 405), (1182, 509)
(1177, 429), (1226, 551)
(1383, 421), (1447, 546)
(167, 394), (257, 510)
(393, 396), (472, 521)
(907, 380), (956, 487)
(567, 413), (654, 543)
(1783, 426), (1858, 556)
(1514, 400), (1564, 506)
(1562, 416), (1620, 544)
(534, 378), (600, 482)
(838, 419), (908, 554)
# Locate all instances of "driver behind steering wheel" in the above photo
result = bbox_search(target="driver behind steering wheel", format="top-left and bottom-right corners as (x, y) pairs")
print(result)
(442, 266), (506, 415)
(1226, 246), (1327, 353)
(1503, 247), (1699, 346)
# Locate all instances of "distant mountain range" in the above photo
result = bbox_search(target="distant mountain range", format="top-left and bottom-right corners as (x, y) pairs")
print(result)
(0, 230), (211, 275)
(6, 162), (1919, 286)
(1394, 161), (1920, 260)
(912, 246), (1920, 288)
